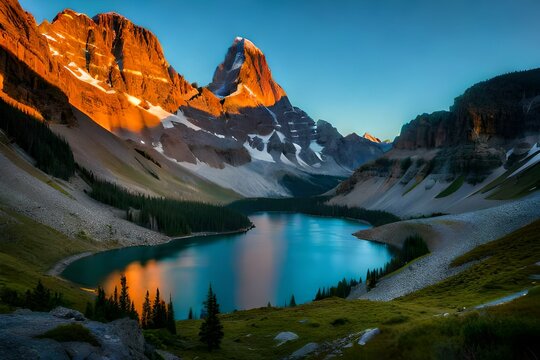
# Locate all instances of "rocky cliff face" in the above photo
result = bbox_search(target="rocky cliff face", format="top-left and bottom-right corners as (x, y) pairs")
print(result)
(0, 0), (383, 197)
(363, 132), (381, 143)
(332, 70), (540, 215)
(208, 37), (286, 111)
(394, 69), (540, 150)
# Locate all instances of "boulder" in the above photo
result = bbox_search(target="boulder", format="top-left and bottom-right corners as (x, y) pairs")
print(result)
(274, 331), (299, 346)
(290, 342), (319, 358)
(50, 306), (85, 321)
(358, 328), (380, 346)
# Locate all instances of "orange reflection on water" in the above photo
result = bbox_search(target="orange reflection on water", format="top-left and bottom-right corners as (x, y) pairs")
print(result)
(103, 259), (168, 315)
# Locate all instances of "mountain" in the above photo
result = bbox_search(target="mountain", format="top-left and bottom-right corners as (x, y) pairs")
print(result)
(331, 69), (540, 216)
(0, 0), (382, 198)
(363, 132), (381, 143)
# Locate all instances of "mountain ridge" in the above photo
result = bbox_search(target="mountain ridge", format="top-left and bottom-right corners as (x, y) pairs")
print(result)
(0, 0), (385, 197)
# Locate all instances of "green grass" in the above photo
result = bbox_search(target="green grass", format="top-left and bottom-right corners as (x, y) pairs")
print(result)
(401, 219), (540, 308)
(158, 219), (540, 359)
(435, 175), (465, 198)
(37, 323), (99, 346)
(168, 299), (436, 360)
(0, 206), (103, 311)
(488, 162), (540, 200)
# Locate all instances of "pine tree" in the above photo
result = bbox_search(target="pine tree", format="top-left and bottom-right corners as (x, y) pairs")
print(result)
(94, 287), (107, 321)
(199, 284), (224, 350)
(188, 307), (194, 320)
(289, 294), (297, 307)
(130, 301), (139, 322)
(119, 275), (130, 316)
(142, 290), (152, 329)
(152, 288), (163, 328)
(166, 295), (177, 334)
(85, 302), (94, 319)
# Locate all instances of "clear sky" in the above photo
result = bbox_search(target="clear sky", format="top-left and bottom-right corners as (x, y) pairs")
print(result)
(20, 0), (540, 140)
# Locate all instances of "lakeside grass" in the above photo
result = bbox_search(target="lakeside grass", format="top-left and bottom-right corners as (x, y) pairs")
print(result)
(0, 206), (102, 311)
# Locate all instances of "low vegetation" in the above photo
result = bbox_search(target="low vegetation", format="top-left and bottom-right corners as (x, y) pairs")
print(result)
(314, 278), (361, 301)
(366, 234), (430, 290)
(0, 280), (64, 312)
(0, 99), (75, 180)
(36, 323), (99, 346)
(78, 167), (252, 237)
(228, 196), (400, 227)
(435, 175), (465, 198)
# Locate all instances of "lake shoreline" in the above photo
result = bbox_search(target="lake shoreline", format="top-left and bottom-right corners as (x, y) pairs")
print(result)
(249, 210), (373, 227)
(47, 225), (255, 278)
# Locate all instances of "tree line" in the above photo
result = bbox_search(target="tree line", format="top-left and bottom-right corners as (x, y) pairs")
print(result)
(314, 277), (361, 301)
(0, 98), (75, 180)
(0, 280), (64, 312)
(366, 234), (429, 290)
(227, 196), (400, 227)
(78, 166), (252, 237)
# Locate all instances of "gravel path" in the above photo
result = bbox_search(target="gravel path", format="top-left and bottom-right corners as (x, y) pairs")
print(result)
(349, 194), (540, 301)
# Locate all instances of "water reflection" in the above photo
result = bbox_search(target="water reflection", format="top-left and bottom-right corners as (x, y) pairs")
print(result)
(63, 213), (392, 319)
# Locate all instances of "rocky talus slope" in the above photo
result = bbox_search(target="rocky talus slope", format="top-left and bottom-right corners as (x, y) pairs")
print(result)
(349, 193), (540, 300)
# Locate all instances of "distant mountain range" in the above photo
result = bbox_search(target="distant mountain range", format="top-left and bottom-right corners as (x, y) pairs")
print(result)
(0, 0), (385, 198)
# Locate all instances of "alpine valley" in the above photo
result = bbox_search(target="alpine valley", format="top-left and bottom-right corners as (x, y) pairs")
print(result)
(0, 0), (539, 359)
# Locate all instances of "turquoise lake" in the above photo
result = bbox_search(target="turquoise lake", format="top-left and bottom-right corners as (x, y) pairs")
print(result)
(62, 212), (393, 319)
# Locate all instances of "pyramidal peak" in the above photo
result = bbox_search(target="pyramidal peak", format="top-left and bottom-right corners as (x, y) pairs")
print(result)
(208, 36), (286, 108)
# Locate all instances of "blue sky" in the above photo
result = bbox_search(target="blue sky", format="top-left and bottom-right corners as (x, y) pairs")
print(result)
(20, 0), (540, 140)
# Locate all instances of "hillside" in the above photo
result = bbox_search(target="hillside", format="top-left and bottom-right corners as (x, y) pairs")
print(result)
(331, 69), (540, 216)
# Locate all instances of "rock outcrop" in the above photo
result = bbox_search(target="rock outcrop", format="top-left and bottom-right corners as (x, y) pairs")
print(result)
(363, 132), (381, 143)
(0, 308), (154, 360)
(208, 37), (286, 111)
(394, 69), (540, 150)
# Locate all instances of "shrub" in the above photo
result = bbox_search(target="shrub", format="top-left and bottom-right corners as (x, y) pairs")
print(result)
(37, 323), (99, 346)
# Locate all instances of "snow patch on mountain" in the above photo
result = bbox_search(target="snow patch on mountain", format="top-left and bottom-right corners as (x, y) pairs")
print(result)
(64, 63), (116, 94)
(244, 141), (275, 163)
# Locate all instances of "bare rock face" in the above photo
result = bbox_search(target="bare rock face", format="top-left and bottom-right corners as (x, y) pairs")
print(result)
(317, 120), (383, 170)
(42, 11), (197, 112)
(363, 132), (381, 143)
(394, 69), (540, 150)
(0, 0), (74, 122)
(208, 37), (286, 112)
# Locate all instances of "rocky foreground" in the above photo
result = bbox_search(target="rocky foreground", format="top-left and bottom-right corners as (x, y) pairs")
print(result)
(0, 307), (178, 360)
